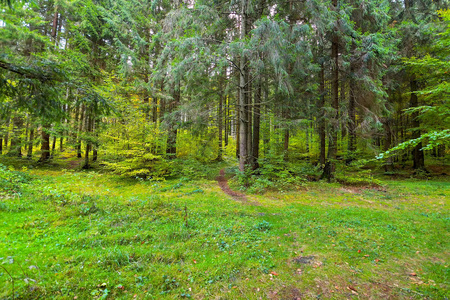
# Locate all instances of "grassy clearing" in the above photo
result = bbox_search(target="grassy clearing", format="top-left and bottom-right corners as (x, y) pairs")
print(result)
(0, 158), (449, 299)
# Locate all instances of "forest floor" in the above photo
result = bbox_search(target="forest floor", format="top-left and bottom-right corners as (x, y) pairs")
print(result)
(0, 156), (449, 299)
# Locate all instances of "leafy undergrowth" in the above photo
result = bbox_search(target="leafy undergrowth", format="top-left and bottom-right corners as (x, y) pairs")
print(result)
(0, 162), (449, 299)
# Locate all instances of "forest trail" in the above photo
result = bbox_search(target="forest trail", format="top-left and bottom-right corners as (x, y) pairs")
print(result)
(217, 169), (260, 206)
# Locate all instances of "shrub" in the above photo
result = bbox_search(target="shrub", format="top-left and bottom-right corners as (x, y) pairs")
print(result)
(0, 164), (31, 196)
(103, 151), (171, 180)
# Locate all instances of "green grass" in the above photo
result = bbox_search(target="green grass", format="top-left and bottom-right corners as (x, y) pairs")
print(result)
(0, 158), (449, 299)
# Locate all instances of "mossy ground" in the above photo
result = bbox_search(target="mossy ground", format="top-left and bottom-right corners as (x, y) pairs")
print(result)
(0, 156), (449, 299)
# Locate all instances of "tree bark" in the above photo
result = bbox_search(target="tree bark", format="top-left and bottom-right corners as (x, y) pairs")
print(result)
(83, 109), (92, 169)
(322, 0), (339, 180)
(39, 125), (51, 161)
(383, 118), (393, 172)
(252, 76), (261, 170)
(51, 135), (57, 158)
(77, 105), (85, 158)
(236, 76), (240, 159)
(27, 128), (34, 158)
(217, 85), (224, 161)
(319, 62), (326, 166)
(166, 83), (180, 159)
(410, 78), (425, 170)
(10, 115), (23, 157)
(347, 59), (356, 164)
(93, 118), (98, 162)
(239, 0), (249, 172)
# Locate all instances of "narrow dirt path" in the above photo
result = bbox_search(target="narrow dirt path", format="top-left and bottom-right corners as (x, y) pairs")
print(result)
(217, 169), (260, 206)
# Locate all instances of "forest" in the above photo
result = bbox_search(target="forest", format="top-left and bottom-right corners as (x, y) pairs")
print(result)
(0, 0), (449, 299)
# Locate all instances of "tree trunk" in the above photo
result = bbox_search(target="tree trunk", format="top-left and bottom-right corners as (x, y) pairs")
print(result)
(263, 74), (270, 155)
(224, 94), (229, 148)
(39, 125), (51, 161)
(247, 77), (253, 166)
(252, 76), (261, 170)
(383, 118), (393, 172)
(83, 109), (91, 169)
(236, 77), (240, 159)
(283, 127), (289, 161)
(319, 62), (326, 167)
(166, 83), (180, 159)
(10, 115), (23, 157)
(93, 118), (98, 162)
(410, 78), (425, 170)
(4, 116), (10, 150)
(323, 1), (339, 180)
(347, 60), (356, 164)
(27, 128), (34, 158)
(51, 135), (57, 158)
(77, 105), (85, 158)
(216, 74), (224, 161)
(239, 0), (249, 172)
(51, 8), (59, 39)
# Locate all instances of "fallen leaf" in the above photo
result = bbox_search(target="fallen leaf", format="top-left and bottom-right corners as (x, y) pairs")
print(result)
(410, 272), (417, 276)
(347, 286), (358, 292)
(270, 271), (279, 276)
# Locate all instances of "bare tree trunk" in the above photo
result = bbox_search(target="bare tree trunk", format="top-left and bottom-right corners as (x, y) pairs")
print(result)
(217, 94), (224, 161)
(51, 8), (59, 39)
(77, 105), (85, 158)
(239, 0), (249, 172)
(283, 127), (289, 161)
(252, 76), (261, 170)
(347, 60), (356, 165)
(323, 1), (339, 180)
(224, 94), (229, 147)
(51, 135), (57, 158)
(319, 62), (326, 167)
(410, 78), (425, 170)
(83, 109), (92, 169)
(93, 118), (98, 162)
(10, 115), (23, 157)
(216, 72), (225, 161)
(39, 124), (51, 161)
(383, 118), (393, 172)
(166, 82), (180, 159)
(236, 77), (240, 159)
(4, 116), (10, 150)
(247, 77), (253, 166)
(263, 74), (270, 155)
(27, 128), (34, 158)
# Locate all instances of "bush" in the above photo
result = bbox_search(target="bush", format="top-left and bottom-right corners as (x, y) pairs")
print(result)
(169, 158), (223, 180)
(0, 164), (31, 196)
(103, 151), (171, 180)
(233, 152), (319, 193)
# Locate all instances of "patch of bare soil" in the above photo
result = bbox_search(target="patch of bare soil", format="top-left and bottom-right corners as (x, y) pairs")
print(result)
(217, 169), (260, 206)
(67, 158), (83, 170)
(340, 185), (387, 194)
